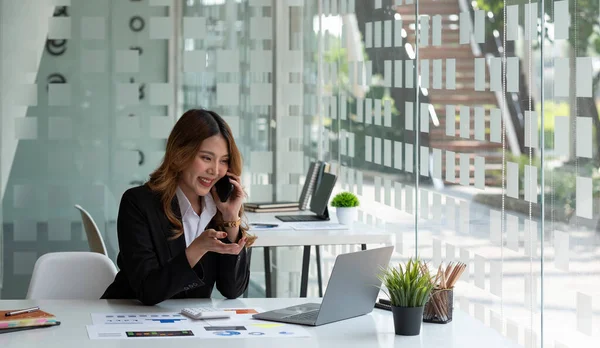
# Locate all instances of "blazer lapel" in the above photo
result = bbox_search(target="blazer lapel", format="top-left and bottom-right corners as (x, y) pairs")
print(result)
(165, 195), (186, 257)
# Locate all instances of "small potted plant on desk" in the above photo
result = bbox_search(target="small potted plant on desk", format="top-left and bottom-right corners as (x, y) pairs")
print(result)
(379, 258), (434, 336)
(330, 191), (359, 226)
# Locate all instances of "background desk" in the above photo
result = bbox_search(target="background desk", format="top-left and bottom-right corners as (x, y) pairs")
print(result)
(0, 298), (521, 348)
(246, 212), (393, 297)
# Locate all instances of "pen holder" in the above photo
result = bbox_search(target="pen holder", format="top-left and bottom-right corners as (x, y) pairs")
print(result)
(423, 288), (453, 324)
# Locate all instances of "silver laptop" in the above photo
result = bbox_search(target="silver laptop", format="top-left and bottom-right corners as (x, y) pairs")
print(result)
(252, 246), (394, 326)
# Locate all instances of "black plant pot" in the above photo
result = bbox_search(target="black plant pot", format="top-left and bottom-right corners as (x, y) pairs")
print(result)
(391, 306), (424, 336)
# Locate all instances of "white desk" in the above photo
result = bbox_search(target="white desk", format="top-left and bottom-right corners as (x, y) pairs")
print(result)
(0, 298), (520, 348)
(245, 212), (393, 297)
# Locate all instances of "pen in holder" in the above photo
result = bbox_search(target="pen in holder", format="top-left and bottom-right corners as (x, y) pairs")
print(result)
(423, 288), (453, 324)
(422, 261), (466, 324)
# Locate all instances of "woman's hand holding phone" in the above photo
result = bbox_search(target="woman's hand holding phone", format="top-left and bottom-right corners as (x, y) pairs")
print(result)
(212, 172), (244, 221)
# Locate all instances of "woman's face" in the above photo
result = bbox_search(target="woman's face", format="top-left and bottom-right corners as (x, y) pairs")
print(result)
(178, 134), (229, 200)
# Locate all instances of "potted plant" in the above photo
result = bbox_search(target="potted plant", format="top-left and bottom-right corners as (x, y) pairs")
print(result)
(379, 258), (435, 336)
(330, 191), (359, 225)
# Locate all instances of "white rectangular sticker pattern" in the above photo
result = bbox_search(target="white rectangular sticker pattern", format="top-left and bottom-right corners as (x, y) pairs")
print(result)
(554, 230), (570, 271)
(384, 179), (392, 206)
(555, 58), (569, 97)
(446, 151), (456, 183)
(507, 57), (519, 92)
(524, 111), (538, 149)
(460, 153), (470, 186)
(460, 200), (469, 235)
(490, 261), (502, 297)
(365, 135), (372, 162)
(374, 99), (382, 126)
(490, 57), (502, 92)
(490, 108), (501, 143)
(405, 60), (414, 88)
(405, 101), (414, 130)
(365, 22), (372, 48)
(421, 59), (429, 89)
(340, 95), (347, 120)
(405, 144), (413, 173)
(340, 130), (347, 155)
(474, 58), (485, 91)
(420, 147), (429, 177)
(384, 139), (392, 167)
(576, 116), (593, 158)
(490, 209), (501, 245)
(405, 185), (414, 214)
(357, 171), (363, 195)
(384, 99), (392, 127)
(374, 137), (382, 165)
(460, 106), (470, 139)
(395, 19), (403, 47)
(433, 148), (442, 179)
(394, 182), (402, 210)
(357, 98), (363, 122)
(384, 60), (392, 87)
(506, 5), (519, 41)
(524, 3), (537, 41)
(420, 16), (429, 47)
(524, 219), (538, 257)
(507, 161), (519, 199)
(374, 177), (382, 202)
(395, 60), (403, 88)
(348, 132), (355, 157)
(394, 141), (403, 170)
(420, 190), (429, 219)
(577, 57), (592, 97)
(421, 102), (430, 133)
(366, 60), (373, 87)
(446, 59), (456, 89)
(384, 20), (392, 47)
(474, 107), (485, 140)
(576, 292), (593, 335)
(374, 21), (382, 48)
(446, 105), (455, 136)
(432, 193), (442, 223)
(474, 156), (485, 190)
(433, 59), (442, 89)
(365, 98), (372, 124)
(507, 213), (519, 251)
(555, 1), (569, 40)
(524, 165), (537, 203)
(432, 15), (442, 46)
(576, 176), (593, 219)
(474, 10), (485, 43)
(474, 254), (485, 290)
(459, 12), (471, 44)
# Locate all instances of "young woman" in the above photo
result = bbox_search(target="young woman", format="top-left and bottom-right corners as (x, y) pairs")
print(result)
(102, 109), (256, 305)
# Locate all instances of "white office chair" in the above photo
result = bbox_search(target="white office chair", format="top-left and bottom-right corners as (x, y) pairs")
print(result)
(27, 252), (117, 300)
(74, 204), (108, 255)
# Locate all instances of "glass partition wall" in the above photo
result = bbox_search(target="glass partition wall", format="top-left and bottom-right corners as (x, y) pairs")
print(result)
(1, 1), (599, 346)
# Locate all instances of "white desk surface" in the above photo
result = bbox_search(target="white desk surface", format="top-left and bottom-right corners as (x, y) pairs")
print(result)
(0, 298), (519, 348)
(245, 212), (394, 248)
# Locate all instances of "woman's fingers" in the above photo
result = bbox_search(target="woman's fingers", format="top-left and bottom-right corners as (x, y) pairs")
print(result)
(204, 229), (227, 239)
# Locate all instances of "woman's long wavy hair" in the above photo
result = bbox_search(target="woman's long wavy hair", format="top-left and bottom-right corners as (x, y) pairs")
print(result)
(147, 109), (247, 240)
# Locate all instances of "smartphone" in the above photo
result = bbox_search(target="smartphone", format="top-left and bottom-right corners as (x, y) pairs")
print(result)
(215, 175), (234, 202)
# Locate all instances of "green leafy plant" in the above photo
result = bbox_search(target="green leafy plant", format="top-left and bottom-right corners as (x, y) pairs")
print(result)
(378, 258), (435, 308)
(330, 192), (360, 208)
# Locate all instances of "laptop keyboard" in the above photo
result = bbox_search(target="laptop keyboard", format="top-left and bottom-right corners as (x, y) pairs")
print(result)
(286, 310), (319, 321)
(276, 215), (325, 222)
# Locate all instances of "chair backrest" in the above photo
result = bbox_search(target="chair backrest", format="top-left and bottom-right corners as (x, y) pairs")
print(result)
(74, 204), (108, 255)
(27, 252), (117, 300)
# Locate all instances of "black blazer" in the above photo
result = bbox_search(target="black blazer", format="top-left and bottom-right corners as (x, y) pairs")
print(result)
(101, 185), (251, 305)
